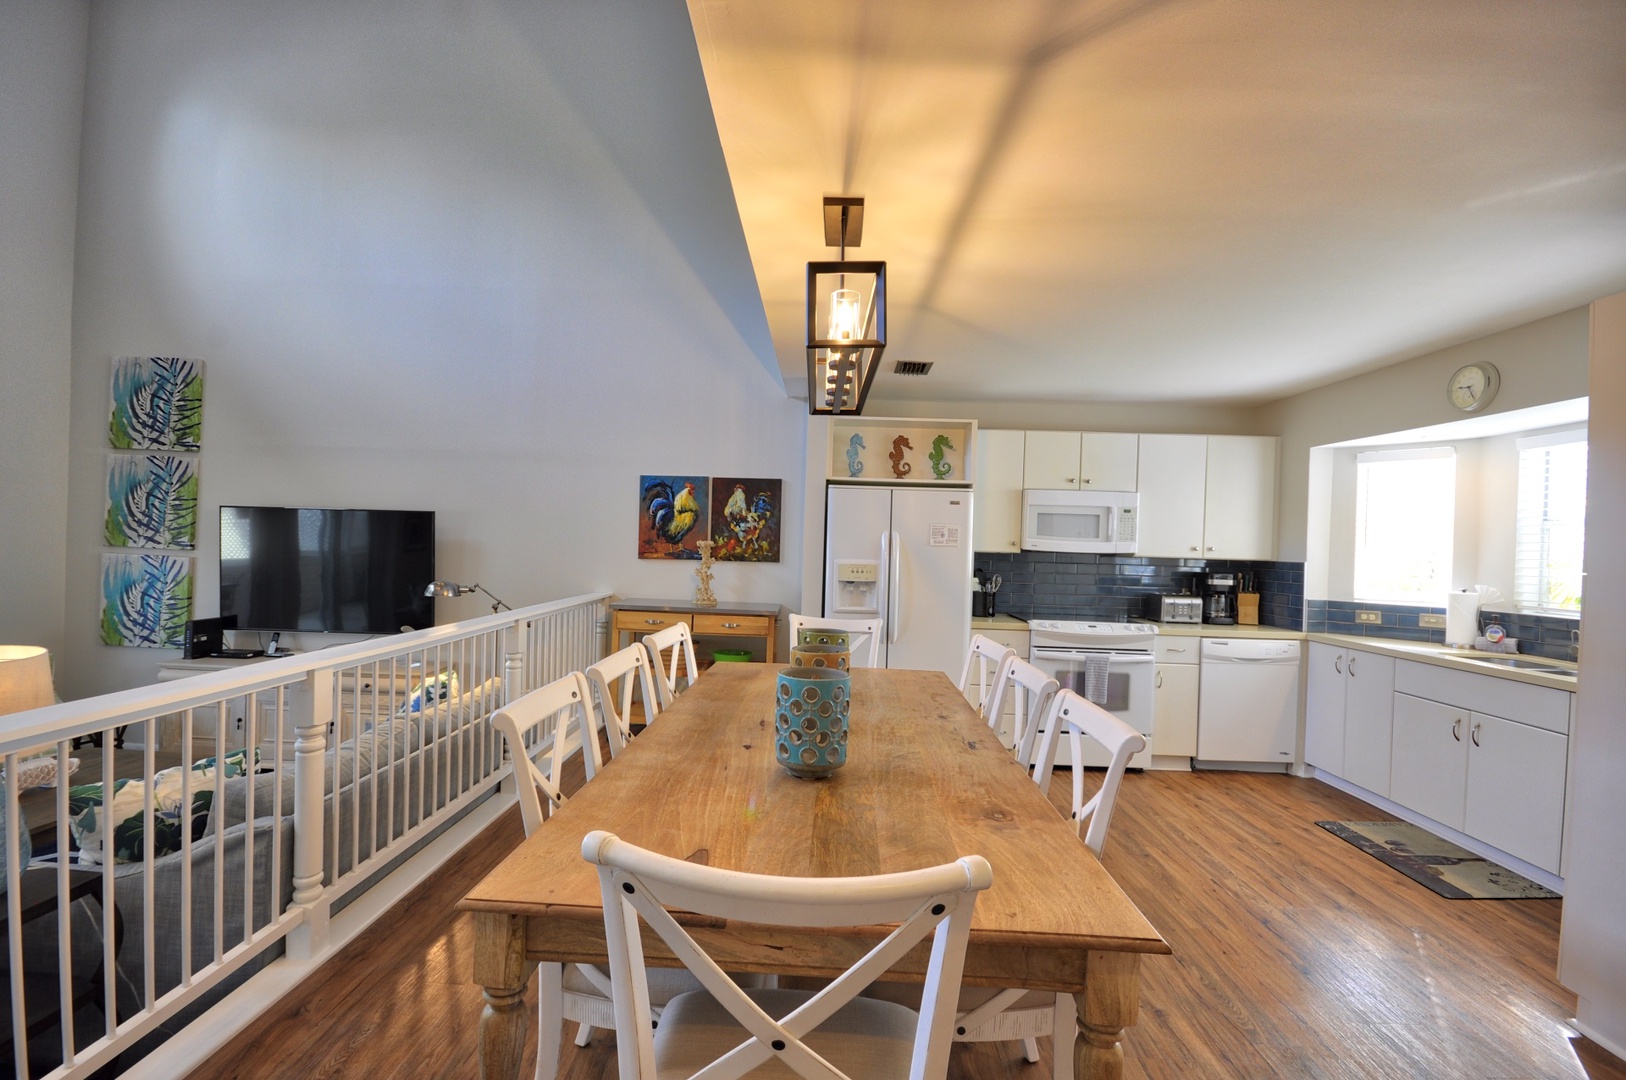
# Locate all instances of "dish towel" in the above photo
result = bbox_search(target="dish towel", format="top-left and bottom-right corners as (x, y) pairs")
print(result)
(1082, 654), (1111, 705)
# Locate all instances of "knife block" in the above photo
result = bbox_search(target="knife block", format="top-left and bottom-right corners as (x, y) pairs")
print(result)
(1237, 592), (1259, 625)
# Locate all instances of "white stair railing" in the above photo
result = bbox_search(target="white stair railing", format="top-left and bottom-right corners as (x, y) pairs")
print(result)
(0, 592), (608, 1079)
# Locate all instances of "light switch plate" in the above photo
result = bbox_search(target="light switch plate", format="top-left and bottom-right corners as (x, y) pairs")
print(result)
(1356, 610), (1382, 624)
(1419, 613), (1447, 628)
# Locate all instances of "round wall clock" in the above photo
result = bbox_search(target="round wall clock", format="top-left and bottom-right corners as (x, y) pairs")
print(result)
(1447, 362), (1500, 412)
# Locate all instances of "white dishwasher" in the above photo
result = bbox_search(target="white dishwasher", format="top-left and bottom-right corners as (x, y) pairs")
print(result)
(1196, 638), (1301, 765)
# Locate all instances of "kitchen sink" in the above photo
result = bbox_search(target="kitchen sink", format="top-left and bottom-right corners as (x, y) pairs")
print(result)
(1456, 655), (1575, 675)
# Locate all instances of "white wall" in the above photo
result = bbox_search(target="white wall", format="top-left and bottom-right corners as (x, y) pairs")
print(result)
(60, 0), (798, 698)
(1560, 292), (1626, 1056)
(1261, 308), (1591, 562)
(0, 1), (89, 660)
(875, 397), (1264, 436)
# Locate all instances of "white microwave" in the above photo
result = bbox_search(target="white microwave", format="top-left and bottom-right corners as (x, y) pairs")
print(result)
(1021, 489), (1139, 554)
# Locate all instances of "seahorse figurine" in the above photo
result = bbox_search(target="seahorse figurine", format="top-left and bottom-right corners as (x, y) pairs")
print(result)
(846, 433), (866, 477)
(889, 435), (913, 478)
(929, 435), (955, 480)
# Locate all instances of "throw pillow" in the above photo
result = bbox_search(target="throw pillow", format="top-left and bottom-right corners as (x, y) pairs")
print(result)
(68, 746), (258, 864)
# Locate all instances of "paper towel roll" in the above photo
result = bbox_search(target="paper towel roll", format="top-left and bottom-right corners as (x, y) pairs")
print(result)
(1446, 586), (1501, 647)
(1446, 592), (1479, 646)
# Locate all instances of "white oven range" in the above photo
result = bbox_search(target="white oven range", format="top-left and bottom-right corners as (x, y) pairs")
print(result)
(1027, 620), (1157, 769)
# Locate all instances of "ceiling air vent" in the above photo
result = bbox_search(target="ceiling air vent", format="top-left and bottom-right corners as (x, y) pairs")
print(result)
(892, 360), (933, 376)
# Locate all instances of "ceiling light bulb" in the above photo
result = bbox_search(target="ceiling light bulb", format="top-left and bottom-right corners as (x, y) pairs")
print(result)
(829, 289), (862, 342)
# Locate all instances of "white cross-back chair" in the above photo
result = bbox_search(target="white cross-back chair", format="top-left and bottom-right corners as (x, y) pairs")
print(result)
(586, 643), (661, 758)
(948, 689), (1147, 1078)
(643, 622), (700, 709)
(494, 672), (707, 1079)
(787, 613), (884, 668)
(958, 635), (1017, 717)
(583, 829), (992, 1080)
(983, 657), (1060, 776)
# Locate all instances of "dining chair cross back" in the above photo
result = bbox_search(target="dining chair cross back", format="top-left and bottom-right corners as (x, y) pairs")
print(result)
(643, 622), (699, 709)
(957, 635), (1018, 717)
(787, 613), (884, 668)
(983, 657), (1060, 777)
(491, 672), (602, 836)
(586, 643), (660, 759)
(494, 671), (704, 1080)
(583, 829), (992, 1080)
(948, 688), (1147, 1079)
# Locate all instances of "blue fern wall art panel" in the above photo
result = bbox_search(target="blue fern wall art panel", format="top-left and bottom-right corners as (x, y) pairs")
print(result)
(639, 475), (709, 560)
(109, 356), (204, 450)
(100, 553), (193, 648)
(104, 454), (199, 549)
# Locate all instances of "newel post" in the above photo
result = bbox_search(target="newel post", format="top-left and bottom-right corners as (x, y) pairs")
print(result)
(287, 667), (333, 959)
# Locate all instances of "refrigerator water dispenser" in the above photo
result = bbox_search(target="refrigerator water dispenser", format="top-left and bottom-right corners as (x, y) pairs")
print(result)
(831, 560), (881, 615)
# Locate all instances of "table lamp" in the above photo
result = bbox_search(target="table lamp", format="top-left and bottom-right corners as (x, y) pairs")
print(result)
(0, 646), (54, 717)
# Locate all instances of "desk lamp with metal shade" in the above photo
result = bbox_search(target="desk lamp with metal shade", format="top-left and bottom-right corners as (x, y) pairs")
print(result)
(424, 580), (511, 615)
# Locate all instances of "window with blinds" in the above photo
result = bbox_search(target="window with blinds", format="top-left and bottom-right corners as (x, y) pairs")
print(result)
(1515, 430), (1587, 613)
(1353, 447), (1456, 605)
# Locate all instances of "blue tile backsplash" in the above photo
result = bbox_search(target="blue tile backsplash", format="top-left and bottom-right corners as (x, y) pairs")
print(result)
(1303, 600), (1580, 661)
(972, 551), (1305, 630)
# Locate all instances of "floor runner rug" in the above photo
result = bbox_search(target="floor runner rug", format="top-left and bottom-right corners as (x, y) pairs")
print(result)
(1315, 820), (1559, 899)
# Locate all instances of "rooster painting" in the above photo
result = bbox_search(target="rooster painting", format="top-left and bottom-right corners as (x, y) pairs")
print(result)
(708, 477), (782, 562)
(639, 475), (708, 559)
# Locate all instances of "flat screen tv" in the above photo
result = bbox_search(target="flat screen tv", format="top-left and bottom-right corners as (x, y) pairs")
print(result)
(219, 506), (435, 635)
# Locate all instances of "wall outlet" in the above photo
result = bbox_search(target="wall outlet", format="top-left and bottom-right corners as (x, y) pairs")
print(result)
(1356, 610), (1383, 624)
(1419, 613), (1447, 629)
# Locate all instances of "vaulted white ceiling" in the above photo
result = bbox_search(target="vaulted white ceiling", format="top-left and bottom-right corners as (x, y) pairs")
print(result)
(687, 0), (1626, 407)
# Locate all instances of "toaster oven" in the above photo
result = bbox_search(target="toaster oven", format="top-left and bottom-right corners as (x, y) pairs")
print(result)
(1155, 595), (1203, 624)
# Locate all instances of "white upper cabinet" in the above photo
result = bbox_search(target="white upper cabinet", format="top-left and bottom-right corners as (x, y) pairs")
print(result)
(973, 428), (1026, 552)
(1022, 431), (1138, 490)
(1136, 434), (1208, 557)
(1023, 431), (1082, 488)
(1201, 435), (1279, 560)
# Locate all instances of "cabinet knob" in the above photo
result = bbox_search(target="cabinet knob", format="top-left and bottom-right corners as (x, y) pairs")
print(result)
(1065, 478), (1076, 484)
(1082, 478), (1092, 485)
(1190, 546), (1199, 552)
(1206, 546), (1215, 552)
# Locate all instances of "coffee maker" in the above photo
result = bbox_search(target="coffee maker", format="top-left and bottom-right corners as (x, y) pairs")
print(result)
(1203, 573), (1237, 625)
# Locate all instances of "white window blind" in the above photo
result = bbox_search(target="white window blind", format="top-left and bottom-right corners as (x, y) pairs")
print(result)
(1515, 430), (1587, 613)
(1353, 448), (1455, 605)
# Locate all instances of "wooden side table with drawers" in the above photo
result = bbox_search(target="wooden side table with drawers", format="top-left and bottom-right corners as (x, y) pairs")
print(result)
(608, 599), (782, 672)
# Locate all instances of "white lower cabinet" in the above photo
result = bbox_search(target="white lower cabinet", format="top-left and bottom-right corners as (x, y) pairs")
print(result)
(1303, 644), (1393, 794)
(1390, 693), (1469, 830)
(1153, 665), (1199, 757)
(1462, 712), (1568, 875)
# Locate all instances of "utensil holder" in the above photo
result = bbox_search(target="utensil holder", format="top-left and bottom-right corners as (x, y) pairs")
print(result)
(774, 667), (850, 779)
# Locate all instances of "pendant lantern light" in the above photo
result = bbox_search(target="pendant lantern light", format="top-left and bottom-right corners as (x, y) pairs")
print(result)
(806, 196), (886, 415)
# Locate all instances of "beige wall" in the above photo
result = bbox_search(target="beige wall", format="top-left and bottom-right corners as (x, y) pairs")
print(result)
(1260, 308), (1592, 562)
(0, 2), (88, 659)
(1560, 292), (1626, 1055)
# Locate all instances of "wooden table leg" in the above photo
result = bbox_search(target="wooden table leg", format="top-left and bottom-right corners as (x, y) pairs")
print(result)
(1074, 950), (1141, 1080)
(474, 911), (531, 1080)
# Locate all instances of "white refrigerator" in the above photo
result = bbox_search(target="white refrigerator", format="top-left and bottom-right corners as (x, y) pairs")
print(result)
(823, 485), (973, 678)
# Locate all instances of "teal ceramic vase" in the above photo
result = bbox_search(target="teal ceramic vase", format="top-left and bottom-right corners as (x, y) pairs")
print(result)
(774, 667), (850, 779)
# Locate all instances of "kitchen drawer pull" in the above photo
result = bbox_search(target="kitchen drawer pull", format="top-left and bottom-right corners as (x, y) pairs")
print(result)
(1470, 721), (1482, 747)
(1334, 656), (1342, 674)
(721, 622), (741, 629)
(1452, 717), (1462, 742)
(1155, 671), (1163, 688)
(644, 618), (664, 625)
(1348, 656), (1356, 676)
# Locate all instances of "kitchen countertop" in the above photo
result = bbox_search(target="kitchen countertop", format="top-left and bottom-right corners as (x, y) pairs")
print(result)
(1309, 632), (1577, 690)
(971, 613), (1029, 631)
(1136, 620), (1306, 640)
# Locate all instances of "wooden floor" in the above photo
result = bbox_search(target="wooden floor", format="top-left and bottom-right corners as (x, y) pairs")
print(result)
(188, 765), (1626, 1080)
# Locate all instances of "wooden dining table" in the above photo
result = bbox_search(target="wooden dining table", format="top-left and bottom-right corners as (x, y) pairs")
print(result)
(460, 663), (1170, 1080)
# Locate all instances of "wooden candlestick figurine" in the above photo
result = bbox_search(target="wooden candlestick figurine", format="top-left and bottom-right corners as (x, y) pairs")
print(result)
(693, 540), (718, 608)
